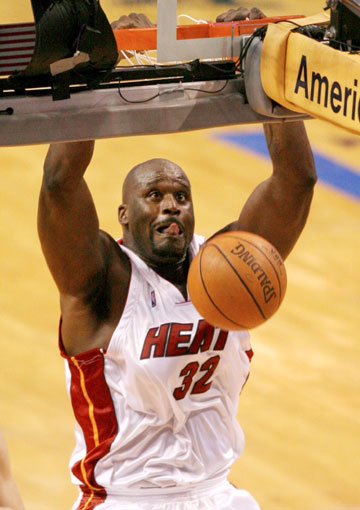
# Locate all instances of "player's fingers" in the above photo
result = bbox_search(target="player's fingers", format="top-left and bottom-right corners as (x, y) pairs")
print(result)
(111, 13), (155, 29)
(136, 13), (156, 27)
(216, 9), (236, 23)
(111, 15), (137, 29)
(248, 7), (267, 19)
(228, 7), (251, 21)
(216, 7), (251, 23)
(128, 12), (155, 27)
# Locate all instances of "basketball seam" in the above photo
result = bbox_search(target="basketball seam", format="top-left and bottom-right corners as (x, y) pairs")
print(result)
(199, 247), (260, 328)
(199, 249), (247, 329)
(208, 244), (267, 320)
(218, 233), (284, 299)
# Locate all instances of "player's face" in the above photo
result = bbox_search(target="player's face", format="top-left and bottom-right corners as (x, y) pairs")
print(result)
(119, 160), (195, 265)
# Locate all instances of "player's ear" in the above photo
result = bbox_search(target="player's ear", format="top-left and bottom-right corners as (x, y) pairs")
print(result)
(118, 204), (129, 225)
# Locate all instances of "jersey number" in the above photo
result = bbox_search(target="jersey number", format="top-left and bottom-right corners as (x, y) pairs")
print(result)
(173, 355), (220, 400)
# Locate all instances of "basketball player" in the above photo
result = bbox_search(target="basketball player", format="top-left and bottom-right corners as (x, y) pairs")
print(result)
(0, 431), (24, 510)
(37, 7), (317, 510)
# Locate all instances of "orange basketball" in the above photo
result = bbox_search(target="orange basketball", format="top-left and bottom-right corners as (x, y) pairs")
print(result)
(188, 231), (287, 330)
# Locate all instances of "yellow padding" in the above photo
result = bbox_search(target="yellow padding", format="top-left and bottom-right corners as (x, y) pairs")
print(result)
(261, 13), (330, 113)
(261, 11), (360, 134)
(260, 12), (330, 112)
(261, 23), (304, 112)
(286, 34), (360, 135)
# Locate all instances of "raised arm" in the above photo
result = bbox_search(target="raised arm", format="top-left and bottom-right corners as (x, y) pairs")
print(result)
(38, 141), (105, 296)
(224, 121), (316, 259)
(38, 141), (130, 354)
(212, 7), (316, 257)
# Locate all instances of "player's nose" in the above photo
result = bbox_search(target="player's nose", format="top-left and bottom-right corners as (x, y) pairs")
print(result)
(161, 193), (180, 214)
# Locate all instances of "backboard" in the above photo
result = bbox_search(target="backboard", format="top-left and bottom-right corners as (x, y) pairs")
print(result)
(156, 0), (245, 62)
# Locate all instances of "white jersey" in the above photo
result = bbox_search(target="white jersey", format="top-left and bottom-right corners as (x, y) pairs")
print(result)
(60, 234), (253, 508)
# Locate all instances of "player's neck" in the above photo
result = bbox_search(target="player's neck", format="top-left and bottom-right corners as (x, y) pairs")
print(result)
(150, 258), (189, 299)
(152, 258), (187, 282)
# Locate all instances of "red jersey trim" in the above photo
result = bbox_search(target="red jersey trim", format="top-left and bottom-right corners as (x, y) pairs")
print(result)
(246, 348), (254, 362)
(59, 324), (118, 503)
(76, 489), (107, 510)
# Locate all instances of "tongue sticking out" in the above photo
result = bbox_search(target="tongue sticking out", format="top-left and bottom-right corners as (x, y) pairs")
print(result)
(162, 223), (180, 235)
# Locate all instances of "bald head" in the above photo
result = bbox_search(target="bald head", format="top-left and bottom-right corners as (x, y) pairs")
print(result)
(118, 157), (195, 264)
(122, 158), (190, 202)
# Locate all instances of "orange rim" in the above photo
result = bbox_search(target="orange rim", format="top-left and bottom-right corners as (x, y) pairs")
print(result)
(113, 15), (304, 51)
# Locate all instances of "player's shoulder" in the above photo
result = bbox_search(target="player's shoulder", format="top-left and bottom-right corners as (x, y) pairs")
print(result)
(97, 230), (131, 293)
(99, 230), (130, 264)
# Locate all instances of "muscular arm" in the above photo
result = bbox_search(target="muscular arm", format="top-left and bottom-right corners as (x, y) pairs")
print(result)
(38, 141), (130, 354)
(212, 8), (316, 258)
(38, 141), (104, 295)
(224, 121), (316, 259)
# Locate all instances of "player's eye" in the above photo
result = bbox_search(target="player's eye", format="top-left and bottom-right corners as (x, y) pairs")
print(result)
(147, 190), (161, 199)
(176, 191), (187, 201)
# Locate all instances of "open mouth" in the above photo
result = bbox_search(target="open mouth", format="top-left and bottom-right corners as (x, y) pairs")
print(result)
(156, 222), (183, 236)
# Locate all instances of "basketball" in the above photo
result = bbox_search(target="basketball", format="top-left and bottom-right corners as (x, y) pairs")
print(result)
(188, 231), (287, 330)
